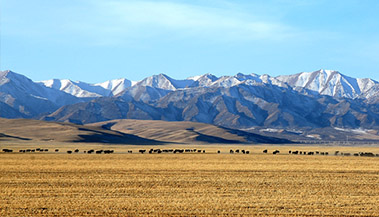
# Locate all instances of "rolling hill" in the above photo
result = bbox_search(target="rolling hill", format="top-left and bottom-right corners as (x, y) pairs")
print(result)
(0, 118), (291, 144)
(88, 119), (292, 144)
(0, 118), (162, 144)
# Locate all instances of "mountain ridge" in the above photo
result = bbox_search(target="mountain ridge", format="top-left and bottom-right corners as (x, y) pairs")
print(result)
(33, 69), (378, 100)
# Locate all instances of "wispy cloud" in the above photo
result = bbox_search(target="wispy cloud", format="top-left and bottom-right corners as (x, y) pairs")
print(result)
(66, 0), (297, 45)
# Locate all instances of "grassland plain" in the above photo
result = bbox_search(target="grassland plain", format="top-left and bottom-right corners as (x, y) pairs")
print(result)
(0, 143), (378, 216)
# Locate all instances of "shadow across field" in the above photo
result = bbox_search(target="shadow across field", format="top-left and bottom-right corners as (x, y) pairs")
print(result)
(75, 127), (166, 145)
(90, 119), (294, 144)
(0, 133), (31, 141)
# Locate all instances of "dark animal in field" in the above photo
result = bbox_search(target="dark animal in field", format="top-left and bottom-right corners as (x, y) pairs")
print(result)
(241, 150), (245, 154)
(307, 152), (314, 155)
(26, 149), (31, 152)
(325, 152), (329, 155)
(316, 151), (319, 154)
(300, 151), (302, 154)
(149, 149), (153, 154)
(31, 150), (35, 152)
(245, 151), (250, 154)
(292, 151), (298, 155)
(197, 150), (202, 153)
(235, 149), (240, 153)
(289, 150), (292, 154)
(203, 150), (205, 153)
(104, 150), (114, 154)
(44, 149), (48, 152)
(74, 149), (79, 153)
(139, 149), (146, 154)
(273, 150), (280, 155)
(96, 150), (103, 154)
(174, 149), (184, 154)
(230, 150), (234, 154)
(87, 150), (94, 154)
(67, 150), (72, 154)
(359, 152), (375, 157)
(217, 150), (220, 154)
(2, 149), (13, 153)
(128, 150), (132, 153)
(263, 149), (268, 153)
(55, 149), (59, 152)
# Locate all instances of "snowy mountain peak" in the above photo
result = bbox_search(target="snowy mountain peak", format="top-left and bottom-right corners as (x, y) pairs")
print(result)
(188, 73), (217, 81)
(95, 78), (135, 96)
(136, 73), (196, 90)
(188, 73), (218, 87)
(39, 77), (135, 98)
(136, 74), (177, 90)
(275, 69), (377, 98)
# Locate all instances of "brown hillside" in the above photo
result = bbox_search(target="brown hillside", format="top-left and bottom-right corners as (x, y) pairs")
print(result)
(88, 119), (291, 144)
(0, 118), (162, 144)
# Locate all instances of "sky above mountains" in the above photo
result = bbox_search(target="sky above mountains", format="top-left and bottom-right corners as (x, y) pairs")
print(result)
(1, 0), (379, 83)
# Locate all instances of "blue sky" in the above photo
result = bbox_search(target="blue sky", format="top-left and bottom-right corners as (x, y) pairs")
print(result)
(1, 0), (379, 83)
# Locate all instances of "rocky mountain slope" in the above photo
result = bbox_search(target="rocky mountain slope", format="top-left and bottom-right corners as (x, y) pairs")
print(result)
(0, 70), (82, 118)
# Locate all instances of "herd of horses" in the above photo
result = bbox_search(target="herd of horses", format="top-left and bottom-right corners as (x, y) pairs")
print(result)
(1, 148), (378, 157)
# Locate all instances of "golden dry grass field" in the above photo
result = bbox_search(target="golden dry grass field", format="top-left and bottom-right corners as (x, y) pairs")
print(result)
(0, 143), (379, 216)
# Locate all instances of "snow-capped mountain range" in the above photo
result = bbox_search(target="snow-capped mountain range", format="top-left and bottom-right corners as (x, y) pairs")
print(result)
(1, 69), (378, 131)
(38, 69), (378, 100)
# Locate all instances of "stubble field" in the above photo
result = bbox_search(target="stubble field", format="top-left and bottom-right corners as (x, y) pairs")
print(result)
(0, 144), (378, 216)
